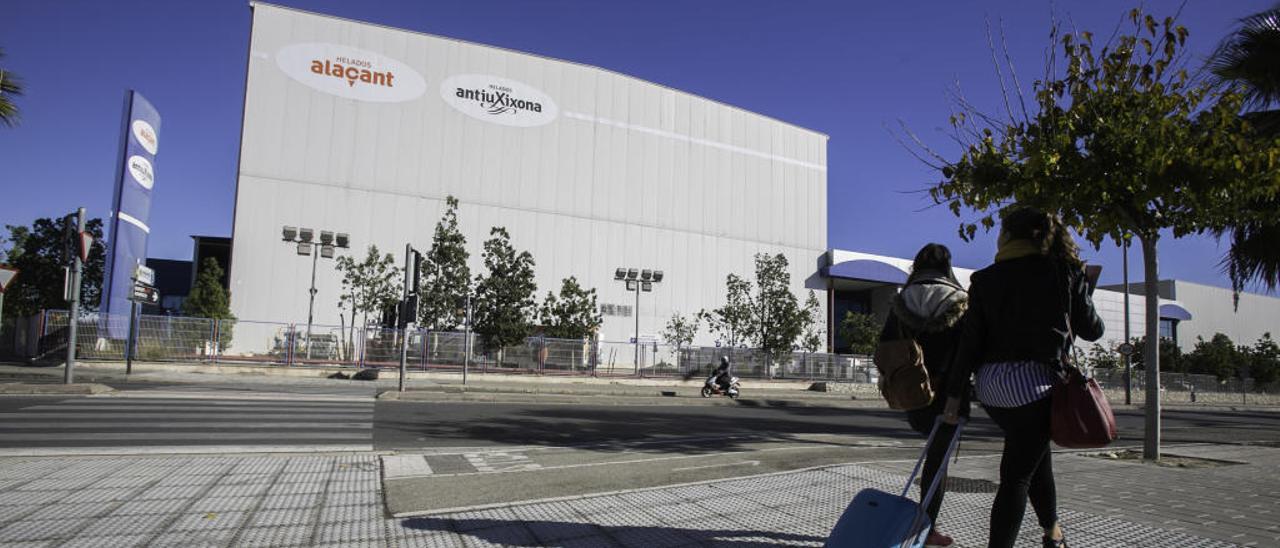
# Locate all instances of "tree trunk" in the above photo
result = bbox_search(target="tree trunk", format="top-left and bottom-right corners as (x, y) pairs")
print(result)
(1140, 234), (1162, 462)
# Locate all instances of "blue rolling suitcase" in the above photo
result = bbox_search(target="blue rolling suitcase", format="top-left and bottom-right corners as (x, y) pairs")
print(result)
(824, 418), (966, 548)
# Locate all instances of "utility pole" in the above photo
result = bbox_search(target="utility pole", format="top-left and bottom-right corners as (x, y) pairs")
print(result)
(305, 242), (320, 359)
(1123, 237), (1131, 405)
(64, 208), (86, 385)
(398, 244), (420, 392)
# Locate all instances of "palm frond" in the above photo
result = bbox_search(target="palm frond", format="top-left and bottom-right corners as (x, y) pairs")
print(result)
(1208, 8), (1280, 111)
(0, 48), (22, 127)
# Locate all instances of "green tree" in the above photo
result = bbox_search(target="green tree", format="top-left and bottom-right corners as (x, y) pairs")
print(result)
(1083, 344), (1120, 370)
(797, 290), (826, 354)
(472, 227), (537, 359)
(1208, 6), (1280, 299)
(663, 312), (700, 371)
(2, 217), (105, 317)
(181, 257), (235, 351)
(418, 196), (471, 331)
(839, 311), (881, 356)
(701, 273), (753, 348)
(539, 276), (602, 340)
(746, 253), (809, 368)
(1246, 333), (1280, 390)
(1130, 335), (1183, 373)
(335, 245), (402, 330)
(0, 48), (22, 127)
(926, 8), (1280, 459)
(1183, 333), (1243, 381)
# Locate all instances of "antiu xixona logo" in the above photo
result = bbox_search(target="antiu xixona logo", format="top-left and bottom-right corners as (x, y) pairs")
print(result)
(441, 74), (559, 127)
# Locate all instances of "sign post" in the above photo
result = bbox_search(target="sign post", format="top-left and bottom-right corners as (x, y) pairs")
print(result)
(126, 265), (160, 375)
(65, 208), (86, 384)
(0, 266), (18, 338)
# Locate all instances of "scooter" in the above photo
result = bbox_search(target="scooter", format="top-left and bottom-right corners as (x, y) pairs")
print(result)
(701, 375), (741, 399)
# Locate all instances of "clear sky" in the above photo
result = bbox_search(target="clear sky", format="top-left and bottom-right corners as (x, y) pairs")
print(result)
(0, 0), (1272, 291)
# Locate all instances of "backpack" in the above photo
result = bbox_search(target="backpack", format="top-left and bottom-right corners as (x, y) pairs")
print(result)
(873, 318), (934, 411)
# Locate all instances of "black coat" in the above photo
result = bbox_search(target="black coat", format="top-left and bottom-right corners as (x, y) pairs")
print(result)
(944, 254), (1104, 399)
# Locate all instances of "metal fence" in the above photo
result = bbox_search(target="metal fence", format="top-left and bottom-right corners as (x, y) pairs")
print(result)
(1092, 367), (1280, 404)
(13, 310), (874, 382)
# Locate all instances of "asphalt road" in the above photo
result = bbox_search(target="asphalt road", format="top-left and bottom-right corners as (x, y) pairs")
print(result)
(374, 399), (1280, 514)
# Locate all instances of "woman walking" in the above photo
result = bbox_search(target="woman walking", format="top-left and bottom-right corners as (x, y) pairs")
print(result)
(942, 208), (1104, 548)
(878, 243), (969, 548)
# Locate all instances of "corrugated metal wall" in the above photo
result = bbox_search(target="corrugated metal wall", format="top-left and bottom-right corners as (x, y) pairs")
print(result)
(231, 4), (828, 345)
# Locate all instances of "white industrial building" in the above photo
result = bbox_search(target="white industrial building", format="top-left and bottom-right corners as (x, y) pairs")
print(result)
(228, 3), (828, 351)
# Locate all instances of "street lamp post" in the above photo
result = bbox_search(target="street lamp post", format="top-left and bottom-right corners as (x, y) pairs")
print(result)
(613, 267), (664, 375)
(282, 226), (348, 360)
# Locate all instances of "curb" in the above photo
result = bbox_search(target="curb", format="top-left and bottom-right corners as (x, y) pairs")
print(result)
(377, 389), (887, 408)
(0, 382), (115, 395)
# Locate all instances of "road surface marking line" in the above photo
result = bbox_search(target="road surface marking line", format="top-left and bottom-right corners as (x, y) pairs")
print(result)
(0, 444), (374, 457)
(0, 412), (373, 420)
(383, 455), (434, 479)
(416, 445), (816, 478)
(672, 460), (760, 472)
(0, 432), (373, 441)
(0, 422), (371, 430)
(93, 392), (374, 403)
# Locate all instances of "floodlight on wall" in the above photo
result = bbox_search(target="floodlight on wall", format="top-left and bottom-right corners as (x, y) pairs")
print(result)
(615, 268), (626, 280)
(297, 242), (313, 256)
(320, 245), (334, 259)
(653, 270), (664, 282)
(336, 233), (349, 248)
(298, 228), (314, 243)
(627, 268), (638, 280)
(642, 281), (653, 292)
(626, 280), (637, 291)
(320, 231), (334, 245)
(282, 226), (298, 241)
(641, 269), (652, 281)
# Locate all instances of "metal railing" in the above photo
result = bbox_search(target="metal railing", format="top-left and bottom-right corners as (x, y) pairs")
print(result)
(22, 310), (871, 382)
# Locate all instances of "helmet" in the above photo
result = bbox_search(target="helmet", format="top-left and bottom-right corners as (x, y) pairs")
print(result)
(720, 356), (730, 366)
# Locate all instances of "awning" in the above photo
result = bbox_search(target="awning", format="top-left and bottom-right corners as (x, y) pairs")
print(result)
(821, 259), (909, 285)
(1159, 303), (1193, 321)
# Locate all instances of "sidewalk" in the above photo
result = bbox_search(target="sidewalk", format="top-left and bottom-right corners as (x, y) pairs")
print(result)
(0, 443), (1273, 547)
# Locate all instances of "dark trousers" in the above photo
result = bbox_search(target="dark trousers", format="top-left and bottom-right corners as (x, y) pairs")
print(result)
(906, 394), (968, 531)
(983, 397), (1058, 548)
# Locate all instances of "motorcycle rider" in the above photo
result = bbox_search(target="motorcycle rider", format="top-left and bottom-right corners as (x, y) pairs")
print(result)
(706, 356), (733, 392)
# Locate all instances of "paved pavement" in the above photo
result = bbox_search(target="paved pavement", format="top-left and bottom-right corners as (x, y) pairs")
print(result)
(0, 388), (376, 456)
(1, 445), (1271, 547)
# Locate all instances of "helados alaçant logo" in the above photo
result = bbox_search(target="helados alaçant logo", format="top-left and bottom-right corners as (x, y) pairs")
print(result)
(275, 43), (426, 103)
(441, 74), (559, 127)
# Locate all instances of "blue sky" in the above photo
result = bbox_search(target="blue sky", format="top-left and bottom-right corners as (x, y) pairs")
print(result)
(0, 0), (1272, 291)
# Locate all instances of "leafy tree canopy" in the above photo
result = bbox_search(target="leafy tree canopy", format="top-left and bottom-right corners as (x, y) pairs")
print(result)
(419, 196), (471, 331)
(335, 245), (402, 328)
(2, 217), (105, 317)
(539, 276), (602, 340)
(472, 227), (537, 352)
(839, 311), (881, 356)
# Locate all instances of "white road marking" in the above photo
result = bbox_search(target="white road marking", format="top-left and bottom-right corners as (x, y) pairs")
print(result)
(672, 460), (760, 472)
(0, 444), (373, 457)
(383, 455), (434, 479)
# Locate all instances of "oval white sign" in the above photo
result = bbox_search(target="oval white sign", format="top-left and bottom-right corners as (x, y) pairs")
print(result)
(131, 120), (159, 155)
(441, 74), (559, 127)
(275, 43), (426, 103)
(127, 155), (154, 190)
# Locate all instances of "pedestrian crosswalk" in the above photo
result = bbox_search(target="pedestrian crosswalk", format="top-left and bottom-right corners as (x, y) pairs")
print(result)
(0, 389), (375, 456)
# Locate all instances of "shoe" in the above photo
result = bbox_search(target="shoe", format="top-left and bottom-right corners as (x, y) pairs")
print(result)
(925, 531), (954, 547)
(1042, 534), (1068, 548)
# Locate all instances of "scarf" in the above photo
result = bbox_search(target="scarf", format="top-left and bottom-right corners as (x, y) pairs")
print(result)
(994, 238), (1042, 263)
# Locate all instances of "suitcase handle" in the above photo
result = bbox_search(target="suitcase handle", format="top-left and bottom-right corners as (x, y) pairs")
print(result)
(901, 416), (966, 508)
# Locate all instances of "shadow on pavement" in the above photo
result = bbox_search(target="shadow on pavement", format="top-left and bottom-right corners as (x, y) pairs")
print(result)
(376, 402), (1007, 454)
(402, 516), (826, 547)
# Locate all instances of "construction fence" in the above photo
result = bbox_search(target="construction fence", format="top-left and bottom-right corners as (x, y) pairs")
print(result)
(7, 310), (876, 382)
